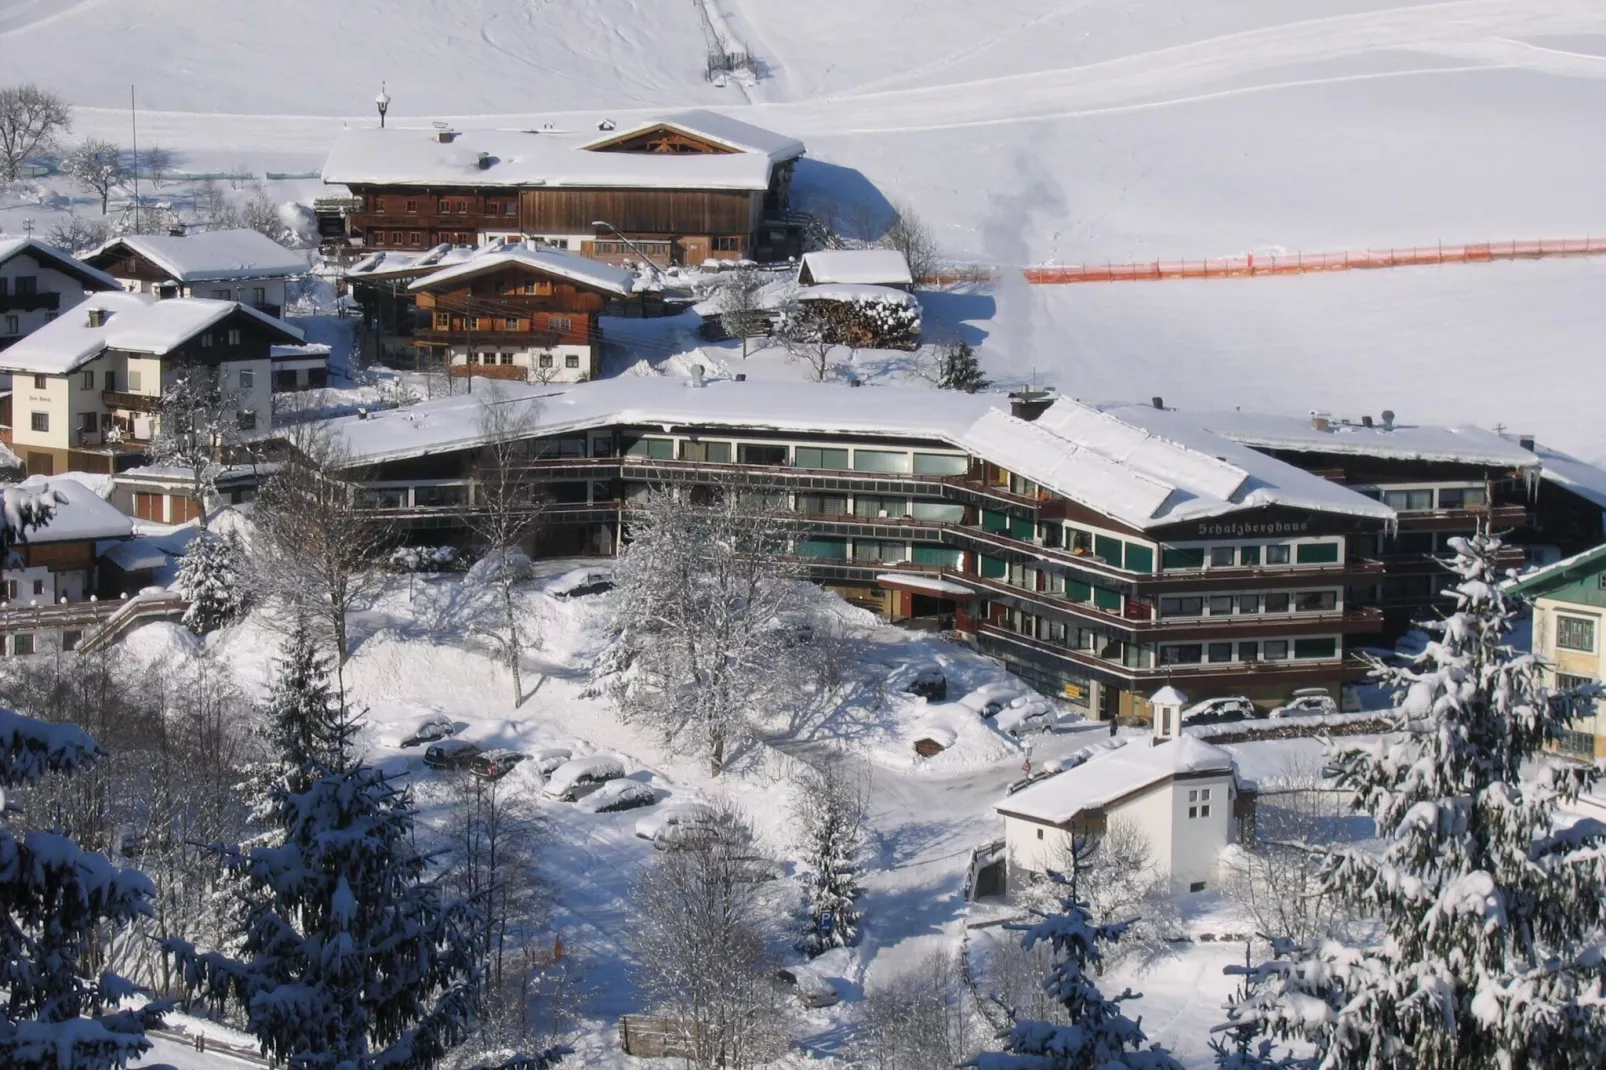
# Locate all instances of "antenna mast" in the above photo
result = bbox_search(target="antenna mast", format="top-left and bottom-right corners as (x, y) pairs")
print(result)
(130, 85), (140, 234)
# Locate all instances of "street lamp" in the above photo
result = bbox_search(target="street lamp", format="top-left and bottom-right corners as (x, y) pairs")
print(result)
(375, 83), (390, 129)
(591, 220), (664, 280)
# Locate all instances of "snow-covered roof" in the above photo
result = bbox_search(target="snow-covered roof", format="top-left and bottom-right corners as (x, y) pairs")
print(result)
(14, 475), (133, 544)
(270, 342), (332, 359)
(407, 243), (636, 296)
(997, 736), (1235, 825)
(1123, 406), (1541, 469)
(89, 230), (306, 283)
(794, 283), (919, 307)
(0, 237), (122, 291)
(318, 379), (1395, 530)
(1531, 444), (1606, 511)
(100, 538), (171, 571)
(323, 111), (802, 192)
(1148, 686), (1189, 706)
(345, 244), (480, 281)
(798, 249), (913, 287)
(0, 293), (303, 375)
(1505, 542), (1606, 596)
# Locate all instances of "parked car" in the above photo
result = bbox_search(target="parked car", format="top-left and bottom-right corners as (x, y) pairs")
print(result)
(1181, 696), (1258, 725)
(542, 756), (626, 801)
(470, 749), (527, 782)
(1270, 690), (1339, 718)
(423, 739), (482, 770)
(635, 802), (716, 844)
(774, 966), (840, 1008)
(904, 667), (948, 702)
(397, 715), (457, 748)
(576, 779), (658, 814)
(529, 747), (573, 775)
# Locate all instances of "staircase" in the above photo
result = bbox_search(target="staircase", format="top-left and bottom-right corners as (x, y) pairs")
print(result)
(77, 592), (189, 653)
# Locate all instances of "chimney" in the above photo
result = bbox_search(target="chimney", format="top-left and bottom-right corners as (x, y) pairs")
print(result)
(1380, 409), (1396, 431)
(86, 308), (109, 328)
(1361, 415), (1373, 428)
(167, 222), (187, 238)
(688, 365), (705, 388)
(1148, 686), (1187, 746)
(477, 152), (492, 170)
(1519, 434), (1535, 452)
(734, 373), (746, 382)
(849, 379), (862, 388)
(437, 129), (458, 144)
(1009, 388), (1056, 422)
(1151, 396), (1164, 410)
(357, 407), (369, 420)
(1310, 411), (1331, 432)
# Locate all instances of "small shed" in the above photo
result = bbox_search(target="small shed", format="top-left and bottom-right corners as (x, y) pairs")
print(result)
(797, 249), (915, 290)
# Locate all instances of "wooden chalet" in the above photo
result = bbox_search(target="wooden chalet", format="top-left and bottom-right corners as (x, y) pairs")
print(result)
(321, 111), (805, 267)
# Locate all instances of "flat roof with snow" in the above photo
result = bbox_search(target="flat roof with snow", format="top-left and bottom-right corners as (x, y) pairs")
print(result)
(89, 230), (306, 283)
(997, 736), (1235, 825)
(14, 475), (133, 544)
(798, 249), (914, 287)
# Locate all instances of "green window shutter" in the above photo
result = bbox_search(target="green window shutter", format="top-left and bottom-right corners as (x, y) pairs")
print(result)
(1094, 586), (1122, 612)
(795, 537), (847, 560)
(1124, 544), (1154, 573)
(1066, 579), (1091, 602)
(1162, 547), (1205, 570)
(1010, 516), (1035, 541)
(911, 544), (962, 568)
(1095, 534), (1123, 566)
(1293, 637), (1337, 659)
(982, 509), (1010, 533)
(1296, 541), (1340, 564)
(981, 555), (1007, 579)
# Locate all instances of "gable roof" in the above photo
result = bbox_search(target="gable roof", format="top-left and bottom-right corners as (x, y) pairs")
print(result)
(14, 475), (133, 544)
(0, 293), (303, 375)
(1506, 543), (1606, 598)
(88, 230), (306, 283)
(798, 249), (913, 287)
(997, 736), (1236, 825)
(0, 237), (122, 292)
(587, 110), (805, 163)
(407, 243), (636, 296)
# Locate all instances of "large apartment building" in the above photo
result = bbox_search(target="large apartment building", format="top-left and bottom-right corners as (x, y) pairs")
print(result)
(313, 377), (1404, 721)
(321, 111), (806, 266)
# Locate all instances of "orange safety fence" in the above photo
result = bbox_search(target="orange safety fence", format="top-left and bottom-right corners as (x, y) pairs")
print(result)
(1022, 237), (1606, 284)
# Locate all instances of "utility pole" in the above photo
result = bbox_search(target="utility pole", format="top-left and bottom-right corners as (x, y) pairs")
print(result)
(130, 85), (141, 233)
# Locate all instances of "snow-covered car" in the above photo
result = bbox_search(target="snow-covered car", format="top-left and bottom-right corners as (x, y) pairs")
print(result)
(1269, 691), (1339, 719)
(574, 780), (657, 814)
(774, 966), (840, 1008)
(635, 802), (716, 842)
(992, 695), (1054, 736)
(763, 613), (815, 646)
(396, 715), (456, 748)
(549, 568), (613, 599)
(903, 667), (948, 702)
(469, 749), (527, 782)
(528, 747), (573, 775)
(423, 739), (482, 770)
(541, 756), (626, 801)
(1181, 696), (1258, 725)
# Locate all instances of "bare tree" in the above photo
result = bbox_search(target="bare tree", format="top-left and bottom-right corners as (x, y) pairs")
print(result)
(466, 385), (546, 705)
(879, 199), (940, 286)
(602, 485), (807, 776)
(64, 138), (123, 214)
(138, 145), (172, 188)
(0, 84), (70, 182)
(150, 358), (243, 532)
(849, 949), (979, 1070)
(192, 177), (241, 231)
(775, 317), (838, 383)
(628, 805), (783, 1068)
(1032, 817), (1178, 967)
(716, 264), (770, 358)
(249, 419), (393, 693)
(239, 185), (282, 241)
(45, 215), (109, 255)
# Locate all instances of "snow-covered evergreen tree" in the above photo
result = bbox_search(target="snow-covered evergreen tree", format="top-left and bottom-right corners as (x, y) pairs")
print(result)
(1217, 531), (1606, 1070)
(0, 478), (165, 1067)
(794, 761), (866, 956)
(249, 614), (349, 808)
(974, 867), (1183, 1070)
(937, 340), (989, 391)
(175, 529), (246, 634)
(166, 760), (480, 1070)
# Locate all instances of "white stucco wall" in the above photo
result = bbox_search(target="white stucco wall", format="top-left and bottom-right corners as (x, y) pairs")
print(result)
(1, 254), (95, 342)
(1151, 772), (1237, 890)
(1003, 813), (1076, 878)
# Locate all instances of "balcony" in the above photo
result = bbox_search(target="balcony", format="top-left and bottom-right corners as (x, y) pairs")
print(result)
(103, 390), (160, 414)
(0, 291), (60, 313)
(1393, 503), (1528, 531)
(414, 328), (563, 349)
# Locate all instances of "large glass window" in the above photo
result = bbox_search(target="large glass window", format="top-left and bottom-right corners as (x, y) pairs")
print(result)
(1162, 546), (1205, 570)
(1265, 593), (1291, 613)
(1162, 644), (1203, 665)
(1294, 638), (1338, 659)
(1238, 641), (1260, 661)
(1266, 544), (1291, 565)
(795, 493), (847, 516)
(1438, 486), (1486, 509)
(853, 449), (910, 473)
(981, 555), (1007, 579)
(911, 544), (962, 568)
(1239, 545), (1262, 566)
(680, 440), (732, 463)
(1382, 488), (1435, 511)
(1209, 546), (1236, 567)
(855, 495), (909, 518)
(1208, 642), (1233, 663)
(1296, 542), (1340, 565)
(1160, 596), (1203, 617)
(794, 446), (849, 470)
(1207, 595), (1235, 615)
(1558, 616), (1597, 652)
(795, 537), (847, 560)
(1264, 640), (1290, 661)
(913, 452), (968, 475)
(1295, 591), (1339, 612)
(1237, 594), (1260, 614)
(910, 500), (965, 523)
(737, 443), (788, 466)
(624, 436), (673, 460)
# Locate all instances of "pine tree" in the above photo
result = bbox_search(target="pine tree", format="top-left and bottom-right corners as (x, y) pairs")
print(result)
(0, 484), (166, 1069)
(175, 529), (246, 634)
(260, 615), (347, 795)
(1217, 531), (1606, 1070)
(794, 762), (866, 956)
(974, 866), (1184, 1070)
(938, 340), (989, 392)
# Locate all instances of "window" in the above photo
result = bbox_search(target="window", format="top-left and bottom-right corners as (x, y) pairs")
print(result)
(392, 232), (403, 245)
(1036, 828), (1044, 841)
(1237, 594), (1260, 614)
(1266, 544), (1290, 565)
(794, 493), (847, 516)
(738, 443), (788, 466)
(538, 353), (553, 368)
(1161, 644), (1203, 665)
(1265, 592), (1290, 613)
(1209, 546), (1236, 567)
(373, 196), (386, 212)
(1438, 486), (1486, 509)
(12, 634), (34, 656)
(128, 370), (142, 391)
(62, 631), (81, 652)
(565, 354), (580, 368)
(1557, 615), (1597, 652)
(405, 199), (418, 214)
(1207, 595), (1235, 615)
(1162, 546), (1205, 570)
(500, 353), (514, 365)
(438, 199), (450, 213)
(1239, 545), (1262, 566)
(79, 412), (96, 433)
(505, 317), (519, 330)
(795, 537), (847, 560)
(236, 410), (257, 432)
(794, 446), (850, 470)
(1557, 672), (1594, 693)
(549, 316), (572, 332)
(31, 579), (43, 596)
(624, 436), (674, 460)
(409, 232), (422, 247)
(505, 202), (517, 216)
(853, 539), (908, 564)
(712, 236), (741, 252)
(103, 371), (115, 392)
(1208, 642), (1233, 663)
(239, 368), (255, 389)
(212, 288), (233, 300)
(1296, 541), (1339, 565)
(32, 374), (45, 390)
(29, 412), (48, 433)
(852, 449), (911, 474)
(3, 315), (17, 335)
(1124, 544), (1154, 572)
(1264, 639), (1289, 661)
(1, 580), (13, 600)
(1238, 641), (1260, 661)
(1383, 488), (1435, 511)
(456, 200), (467, 214)
(854, 495), (909, 519)
(200, 332), (214, 348)
(78, 370), (93, 389)
(913, 451), (967, 475)
(1295, 591), (1338, 612)
(253, 287), (267, 305)
(1294, 638), (1338, 659)
(1159, 596), (1203, 617)
(1095, 535), (1124, 567)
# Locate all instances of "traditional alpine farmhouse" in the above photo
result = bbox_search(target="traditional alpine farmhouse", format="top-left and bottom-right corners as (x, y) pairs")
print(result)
(321, 111), (806, 266)
(0, 238), (122, 352)
(303, 376), (1406, 720)
(84, 229), (307, 318)
(993, 688), (1251, 896)
(1508, 543), (1606, 761)
(0, 291), (302, 475)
